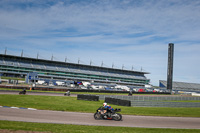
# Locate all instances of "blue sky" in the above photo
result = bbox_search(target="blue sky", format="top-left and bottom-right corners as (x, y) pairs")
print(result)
(0, 0), (200, 86)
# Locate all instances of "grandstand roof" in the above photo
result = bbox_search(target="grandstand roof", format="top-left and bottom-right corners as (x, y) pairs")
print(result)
(0, 54), (150, 75)
(159, 80), (200, 91)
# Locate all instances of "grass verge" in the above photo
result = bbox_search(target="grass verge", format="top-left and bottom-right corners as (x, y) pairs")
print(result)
(0, 87), (129, 95)
(1, 76), (25, 81)
(0, 120), (199, 133)
(0, 94), (200, 117)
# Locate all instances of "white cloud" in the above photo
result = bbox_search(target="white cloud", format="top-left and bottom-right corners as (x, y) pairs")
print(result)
(0, 0), (200, 85)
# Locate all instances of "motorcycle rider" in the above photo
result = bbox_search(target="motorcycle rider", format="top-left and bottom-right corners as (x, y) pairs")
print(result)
(103, 102), (114, 118)
(19, 88), (26, 95)
(65, 90), (70, 96)
(22, 88), (26, 94)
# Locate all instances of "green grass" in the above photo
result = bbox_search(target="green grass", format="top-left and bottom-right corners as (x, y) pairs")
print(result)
(0, 88), (127, 95)
(0, 87), (125, 95)
(0, 87), (131, 95)
(0, 87), (173, 95)
(0, 88), (66, 94)
(0, 94), (200, 117)
(0, 88), (177, 96)
(0, 120), (199, 133)
(1, 76), (25, 81)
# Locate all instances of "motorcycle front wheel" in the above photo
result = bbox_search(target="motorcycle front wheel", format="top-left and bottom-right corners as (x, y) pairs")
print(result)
(113, 113), (122, 121)
(94, 112), (102, 120)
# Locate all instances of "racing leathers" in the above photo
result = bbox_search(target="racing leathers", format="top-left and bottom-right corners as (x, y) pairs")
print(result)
(103, 105), (114, 118)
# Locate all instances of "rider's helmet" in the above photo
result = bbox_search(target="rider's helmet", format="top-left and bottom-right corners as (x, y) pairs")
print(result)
(103, 102), (107, 107)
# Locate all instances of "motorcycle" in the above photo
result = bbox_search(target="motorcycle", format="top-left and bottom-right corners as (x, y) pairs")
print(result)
(19, 89), (26, 95)
(94, 106), (122, 121)
(64, 91), (70, 96)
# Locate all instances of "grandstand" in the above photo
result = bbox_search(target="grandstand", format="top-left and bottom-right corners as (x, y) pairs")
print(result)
(159, 80), (200, 92)
(0, 54), (150, 87)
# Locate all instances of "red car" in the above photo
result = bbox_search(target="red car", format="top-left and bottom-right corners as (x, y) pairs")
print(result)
(138, 89), (146, 92)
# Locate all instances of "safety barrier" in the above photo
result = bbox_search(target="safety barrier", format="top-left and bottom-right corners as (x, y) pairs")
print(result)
(98, 95), (200, 107)
(98, 95), (200, 101)
(131, 101), (200, 107)
(105, 97), (131, 106)
(77, 94), (99, 101)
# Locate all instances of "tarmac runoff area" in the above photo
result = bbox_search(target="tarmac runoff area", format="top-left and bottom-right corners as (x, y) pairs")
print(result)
(0, 107), (200, 129)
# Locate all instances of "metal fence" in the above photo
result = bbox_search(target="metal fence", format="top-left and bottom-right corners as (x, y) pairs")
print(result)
(98, 95), (200, 107)
(131, 101), (200, 107)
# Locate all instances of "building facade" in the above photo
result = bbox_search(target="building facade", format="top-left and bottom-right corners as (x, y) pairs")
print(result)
(159, 80), (200, 92)
(0, 54), (150, 87)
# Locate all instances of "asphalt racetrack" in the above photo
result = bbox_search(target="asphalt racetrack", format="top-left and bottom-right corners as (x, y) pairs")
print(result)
(1, 106), (200, 129)
(0, 91), (200, 129)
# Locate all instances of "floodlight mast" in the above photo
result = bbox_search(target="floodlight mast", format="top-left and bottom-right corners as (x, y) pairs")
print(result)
(167, 43), (174, 94)
(51, 54), (53, 61)
(65, 57), (67, 62)
(78, 58), (80, 64)
(5, 47), (7, 55)
(21, 50), (23, 57)
(90, 60), (92, 66)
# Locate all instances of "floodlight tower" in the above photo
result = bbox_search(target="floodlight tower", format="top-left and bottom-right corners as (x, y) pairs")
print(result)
(5, 47), (7, 55)
(167, 43), (174, 94)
